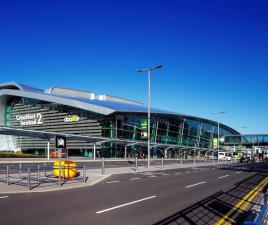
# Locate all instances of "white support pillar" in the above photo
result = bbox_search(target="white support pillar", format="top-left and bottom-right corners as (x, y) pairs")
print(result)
(93, 144), (96, 160)
(47, 140), (50, 161)
(124, 146), (127, 159)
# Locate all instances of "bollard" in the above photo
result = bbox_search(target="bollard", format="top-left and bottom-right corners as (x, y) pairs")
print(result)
(27, 167), (30, 190)
(59, 162), (61, 187)
(102, 158), (105, 175)
(6, 166), (9, 185)
(135, 156), (138, 171)
(19, 163), (22, 178)
(83, 165), (86, 183)
(180, 154), (182, 168)
(44, 163), (47, 177)
(37, 164), (40, 184)
(161, 157), (164, 169)
(194, 151), (196, 167)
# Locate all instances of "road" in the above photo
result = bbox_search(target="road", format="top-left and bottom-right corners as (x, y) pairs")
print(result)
(0, 162), (267, 225)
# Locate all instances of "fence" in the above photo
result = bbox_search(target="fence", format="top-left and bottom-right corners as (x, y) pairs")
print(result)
(244, 187), (268, 225)
(0, 163), (88, 190)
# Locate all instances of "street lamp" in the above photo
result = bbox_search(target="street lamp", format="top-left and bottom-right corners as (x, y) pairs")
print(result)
(212, 111), (226, 163)
(137, 65), (163, 168)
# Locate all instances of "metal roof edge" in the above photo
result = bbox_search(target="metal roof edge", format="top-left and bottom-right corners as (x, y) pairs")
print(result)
(0, 89), (114, 115)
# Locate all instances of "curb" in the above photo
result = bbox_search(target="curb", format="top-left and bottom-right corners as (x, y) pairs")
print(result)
(0, 174), (111, 194)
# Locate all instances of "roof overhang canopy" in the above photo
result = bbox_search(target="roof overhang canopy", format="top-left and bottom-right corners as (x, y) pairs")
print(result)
(0, 127), (204, 150)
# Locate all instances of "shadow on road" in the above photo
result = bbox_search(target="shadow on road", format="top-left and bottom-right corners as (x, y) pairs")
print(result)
(153, 173), (266, 225)
(219, 162), (268, 174)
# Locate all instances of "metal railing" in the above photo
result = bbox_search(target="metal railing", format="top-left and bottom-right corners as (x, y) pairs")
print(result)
(244, 187), (268, 225)
(0, 163), (88, 190)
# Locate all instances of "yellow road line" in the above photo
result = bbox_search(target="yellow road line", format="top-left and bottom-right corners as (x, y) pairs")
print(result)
(214, 176), (268, 225)
(222, 178), (268, 225)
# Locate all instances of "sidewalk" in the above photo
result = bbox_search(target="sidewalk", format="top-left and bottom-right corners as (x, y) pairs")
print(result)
(0, 161), (225, 194)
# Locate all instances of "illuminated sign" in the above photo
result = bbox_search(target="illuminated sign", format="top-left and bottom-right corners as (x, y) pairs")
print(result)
(213, 138), (219, 149)
(64, 115), (80, 123)
(141, 118), (148, 139)
(16, 113), (43, 126)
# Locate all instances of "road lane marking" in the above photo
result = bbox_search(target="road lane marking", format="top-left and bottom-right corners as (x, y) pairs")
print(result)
(96, 196), (156, 214)
(149, 175), (157, 178)
(235, 171), (242, 174)
(162, 174), (170, 176)
(0, 196), (8, 199)
(214, 177), (268, 225)
(106, 181), (120, 184)
(219, 175), (229, 179)
(175, 172), (181, 175)
(130, 178), (141, 181)
(186, 181), (206, 188)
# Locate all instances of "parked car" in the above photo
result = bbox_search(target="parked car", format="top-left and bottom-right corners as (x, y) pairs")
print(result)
(218, 152), (232, 161)
(240, 155), (255, 163)
(50, 150), (66, 158)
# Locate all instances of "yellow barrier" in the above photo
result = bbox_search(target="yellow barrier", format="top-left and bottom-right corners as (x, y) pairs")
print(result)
(53, 160), (78, 179)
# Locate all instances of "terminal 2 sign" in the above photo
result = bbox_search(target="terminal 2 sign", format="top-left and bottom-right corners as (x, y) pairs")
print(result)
(16, 113), (43, 126)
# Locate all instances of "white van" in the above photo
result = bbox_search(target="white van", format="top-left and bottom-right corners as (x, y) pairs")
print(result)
(218, 152), (232, 161)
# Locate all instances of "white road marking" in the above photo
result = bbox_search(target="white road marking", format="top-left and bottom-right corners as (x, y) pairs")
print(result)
(186, 181), (206, 188)
(142, 172), (153, 176)
(149, 175), (157, 178)
(130, 178), (141, 181)
(219, 175), (229, 179)
(235, 171), (242, 174)
(162, 174), (170, 176)
(96, 196), (156, 214)
(0, 196), (8, 199)
(175, 172), (181, 175)
(106, 180), (120, 184)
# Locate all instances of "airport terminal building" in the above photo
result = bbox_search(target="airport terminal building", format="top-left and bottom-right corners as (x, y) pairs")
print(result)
(0, 81), (239, 158)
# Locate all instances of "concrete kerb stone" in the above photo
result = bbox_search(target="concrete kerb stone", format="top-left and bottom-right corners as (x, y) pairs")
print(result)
(0, 173), (111, 194)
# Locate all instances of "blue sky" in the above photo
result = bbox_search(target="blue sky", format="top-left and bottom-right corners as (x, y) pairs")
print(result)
(0, 0), (267, 134)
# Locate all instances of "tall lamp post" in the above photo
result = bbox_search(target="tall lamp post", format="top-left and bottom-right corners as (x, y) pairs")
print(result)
(212, 111), (226, 163)
(137, 65), (163, 168)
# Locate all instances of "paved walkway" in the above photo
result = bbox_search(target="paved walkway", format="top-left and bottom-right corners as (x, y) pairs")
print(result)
(0, 161), (231, 194)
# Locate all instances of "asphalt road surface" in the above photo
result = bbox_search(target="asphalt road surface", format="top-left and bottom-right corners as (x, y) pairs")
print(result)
(0, 162), (267, 225)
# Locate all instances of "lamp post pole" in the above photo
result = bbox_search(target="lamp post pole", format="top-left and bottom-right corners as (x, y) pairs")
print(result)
(212, 111), (226, 164)
(137, 65), (163, 168)
(147, 69), (151, 168)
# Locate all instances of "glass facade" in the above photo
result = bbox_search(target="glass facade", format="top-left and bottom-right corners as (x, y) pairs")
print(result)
(100, 113), (235, 157)
(224, 135), (268, 146)
(4, 96), (237, 158)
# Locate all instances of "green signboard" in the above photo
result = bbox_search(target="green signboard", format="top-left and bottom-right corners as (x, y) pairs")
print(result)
(213, 138), (219, 149)
(141, 118), (148, 139)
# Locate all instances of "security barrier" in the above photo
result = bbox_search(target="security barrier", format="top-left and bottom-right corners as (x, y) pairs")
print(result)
(53, 160), (78, 178)
(0, 163), (87, 190)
